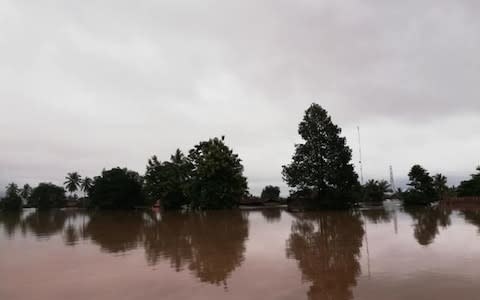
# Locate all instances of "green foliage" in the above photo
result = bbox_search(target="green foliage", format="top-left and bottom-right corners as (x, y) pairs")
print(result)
(144, 149), (192, 209)
(261, 185), (281, 202)
(362, 179), (391, 202)
(64, 172), (82, 194)
(89, 168), (145, 209)
(80, 177), (93, 194)
(188, 137), (248, 209)
(457, 167), (480, 197)
(282, 103), (359, 208)
(1, 183), (23, 210)
(432, 173), (448, 200)
(30, 183), (67, 210)
(403, 165), (437, 205)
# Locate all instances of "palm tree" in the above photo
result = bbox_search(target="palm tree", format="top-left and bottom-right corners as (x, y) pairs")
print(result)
(80, 177), (93, 196)
(363, 179), (391, 202)
(433, 173), (448, 200)
(64, 172), (82, 196)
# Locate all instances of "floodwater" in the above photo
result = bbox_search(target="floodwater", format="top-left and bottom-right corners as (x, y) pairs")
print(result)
(1, 206), (480, 300)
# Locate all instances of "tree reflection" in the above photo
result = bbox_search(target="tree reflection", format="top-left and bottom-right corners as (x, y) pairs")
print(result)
(143, 211), (193, 270)
(361, 208), (392, 224)
(24, 210), (67, 238)
(286, 211), (364, 300)
(261, 208), (282, 223)
(84, 211), (144, 253)
(403, 206), (451, 246)
(143, 210), (249, 286)
(0, 211), (24, 238)
(460, 209), (480, 232)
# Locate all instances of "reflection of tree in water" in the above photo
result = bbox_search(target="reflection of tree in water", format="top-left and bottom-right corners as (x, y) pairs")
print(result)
(286, 211), (364, 300)
(143, 210), (249, 286)
(460, 209), (480, 232)
(261, 208), (282, 223)
(85, 211), (144, 253)
(2, 209), (249, 287)
(361, 208), (392, 224)
(24, 210), (67, 238)
(403, 206), (451, 246)
(143, 211), (193, 270)
(0, 211), (24, 238)
(63, 224), (79, 246)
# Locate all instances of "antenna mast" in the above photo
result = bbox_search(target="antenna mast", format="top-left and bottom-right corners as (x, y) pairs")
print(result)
(357, 126), (364, 185)
(389, 165), (396, 193)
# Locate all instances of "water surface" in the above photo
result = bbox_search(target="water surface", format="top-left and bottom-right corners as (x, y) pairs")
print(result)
(1, 207), (480, 299)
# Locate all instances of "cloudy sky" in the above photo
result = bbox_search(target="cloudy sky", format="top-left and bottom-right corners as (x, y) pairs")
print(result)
(1, 0), (479, 195)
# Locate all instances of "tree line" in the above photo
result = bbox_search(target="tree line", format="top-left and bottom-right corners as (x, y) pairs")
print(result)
(2, 103), (480, 211)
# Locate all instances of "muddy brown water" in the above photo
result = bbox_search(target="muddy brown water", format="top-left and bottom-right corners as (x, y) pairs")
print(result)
(1, 207), (480, 300)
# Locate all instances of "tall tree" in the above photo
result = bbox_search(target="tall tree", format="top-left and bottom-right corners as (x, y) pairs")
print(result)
(282, 103), (359, 208)
(144, 149), (192, 209)
(404, 165), (437, 205)
(188, 137), (248, 209)
(64, 172), (82, 196)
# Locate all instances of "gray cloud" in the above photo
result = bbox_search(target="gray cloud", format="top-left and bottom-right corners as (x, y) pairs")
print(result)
(1, 0), (480, 195)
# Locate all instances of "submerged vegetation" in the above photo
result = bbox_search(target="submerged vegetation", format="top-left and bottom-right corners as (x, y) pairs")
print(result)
(1, 103), (478, 211)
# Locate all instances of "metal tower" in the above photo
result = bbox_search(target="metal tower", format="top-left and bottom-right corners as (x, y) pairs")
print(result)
(389, 165), (396, 193)
(357, 126), (364, 185)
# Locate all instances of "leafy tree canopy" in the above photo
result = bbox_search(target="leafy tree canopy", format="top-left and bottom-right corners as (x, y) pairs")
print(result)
(188, 137), (248, 209)
(403, 165), (437, 205)
(457, 167), (480, 197)
(362, 179), (391, 203)
(64, 172), (82, 194)
(89, 167), (145, 209)
(261, 185), (281, 202)
(144, 149), (192, 209)
(30, 183), (67, 210)
(1, 183), (23, 210)
(282, 103), (359, 208)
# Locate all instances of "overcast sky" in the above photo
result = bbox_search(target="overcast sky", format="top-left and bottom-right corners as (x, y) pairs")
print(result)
(1, 0), (480, 195)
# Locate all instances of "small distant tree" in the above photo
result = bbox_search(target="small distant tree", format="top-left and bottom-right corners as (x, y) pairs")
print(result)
(362, 180), (391, 203)
(0, 183), (23, 210)
(144, 149), (192, 210)
(404, 165), (436, 205)
(282, 103), (359, 208)
(261, 185), (281, 202)
(64, 172), (82, 196)
(457, 167), (480, 197)
(89, 168), (145, 209)
(432, 173), (448, 200)
(20, 184), (32, 205)
(30, 183), (67, 210)
(188, 137), (248, 209)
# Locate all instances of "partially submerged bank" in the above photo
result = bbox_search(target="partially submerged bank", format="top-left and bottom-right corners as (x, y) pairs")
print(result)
(2, 103), (480, 212)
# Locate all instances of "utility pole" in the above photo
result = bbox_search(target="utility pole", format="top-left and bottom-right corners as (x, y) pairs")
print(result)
(357, 126), (364, 185)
